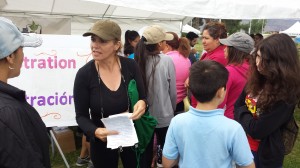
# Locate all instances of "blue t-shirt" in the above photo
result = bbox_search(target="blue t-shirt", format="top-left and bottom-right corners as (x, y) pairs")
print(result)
(163, 106), (253, 168)
(128, 53), (135, 59)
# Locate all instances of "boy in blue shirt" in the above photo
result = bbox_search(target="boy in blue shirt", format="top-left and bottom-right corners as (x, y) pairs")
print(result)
(162, 60), (255, 168)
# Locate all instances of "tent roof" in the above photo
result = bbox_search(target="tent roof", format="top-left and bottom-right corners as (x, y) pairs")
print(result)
(86, 0), (300, 19)
(280, 21), (300, 36)
(0, 0), (191, 23)
(1, 0), (300, 20)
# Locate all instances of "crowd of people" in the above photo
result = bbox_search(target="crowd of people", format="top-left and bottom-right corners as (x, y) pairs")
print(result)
(1, 16), (300, 168)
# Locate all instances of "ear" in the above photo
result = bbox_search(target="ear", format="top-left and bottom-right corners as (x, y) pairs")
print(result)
(114, 41), (121, 51)
(158, 41), (163, 47)
(5, 54), (15, 65)
(216, 87), (226, 99)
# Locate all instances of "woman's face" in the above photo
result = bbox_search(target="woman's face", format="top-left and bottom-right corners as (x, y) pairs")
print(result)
(8, 47), (24, 78)
(158, 40), (167, 51)
(129, 36), (140, 48)
(256, 50), (262, 72)
(202, 30), (220, 52)
(90, 35), (121, 61)
(224, 46), (228, 59)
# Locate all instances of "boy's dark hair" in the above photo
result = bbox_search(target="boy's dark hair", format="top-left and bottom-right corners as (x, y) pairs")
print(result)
(189, 60), (228, 103)
(255, 33), (263, 39)
(186, 31), (199, 41)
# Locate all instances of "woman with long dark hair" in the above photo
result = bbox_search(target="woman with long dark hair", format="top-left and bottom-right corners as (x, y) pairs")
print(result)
(234, 33), (300, 167)
(134, 25), (177, 167)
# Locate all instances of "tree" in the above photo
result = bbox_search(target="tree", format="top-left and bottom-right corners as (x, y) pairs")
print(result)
(240, 19), (266, 34)
(222, 19), (242, 34)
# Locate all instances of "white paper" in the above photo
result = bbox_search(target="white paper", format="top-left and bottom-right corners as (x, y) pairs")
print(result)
(101, 113), (138, 149)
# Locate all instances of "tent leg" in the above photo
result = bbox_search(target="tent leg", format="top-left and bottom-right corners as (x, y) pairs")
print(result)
(50, 129), (70, 168)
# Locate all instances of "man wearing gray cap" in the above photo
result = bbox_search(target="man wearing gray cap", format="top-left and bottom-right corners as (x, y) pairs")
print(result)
(0, 17), (50, 168)
(218, 32), (254, 120)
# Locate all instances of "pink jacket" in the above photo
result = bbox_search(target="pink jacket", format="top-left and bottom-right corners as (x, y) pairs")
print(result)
(166, 51), (191, 103)
(218, 61), (249, 119)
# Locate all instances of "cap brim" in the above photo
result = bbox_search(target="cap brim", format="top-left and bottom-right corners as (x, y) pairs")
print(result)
(164, 33), (174, 41)
(219, 39), (233, 46)
(83, 31), (112, 41)
(83, 31), (94, 37)
(22, 33), (43, 47)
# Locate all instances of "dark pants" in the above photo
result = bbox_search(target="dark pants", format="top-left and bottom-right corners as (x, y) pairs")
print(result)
(155, 127), (169, 148)
(139, 133), (154, 168)
(139, 127), (169, 168)
(174, 101), (184, 116)
(252, 150), (260, 168)
(90, 138), (137, 168)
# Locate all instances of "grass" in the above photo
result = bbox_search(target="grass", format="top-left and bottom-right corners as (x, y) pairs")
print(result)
(283, 108), (300, 167)
(51, 109), (300, 168)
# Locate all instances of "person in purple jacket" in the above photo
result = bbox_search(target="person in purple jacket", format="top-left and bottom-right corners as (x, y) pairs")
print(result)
(218, 32), (254, 119)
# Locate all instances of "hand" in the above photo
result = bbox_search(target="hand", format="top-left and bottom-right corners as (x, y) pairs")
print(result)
(191, 48), (197, 54)
(130, 100), (146, 120)
(184, 77), (189, 88)
(95, 128), (118, 142)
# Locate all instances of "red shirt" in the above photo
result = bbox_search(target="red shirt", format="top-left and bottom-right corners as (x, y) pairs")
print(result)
(200, 45), (227, 66)
(245, 94), (260, 151)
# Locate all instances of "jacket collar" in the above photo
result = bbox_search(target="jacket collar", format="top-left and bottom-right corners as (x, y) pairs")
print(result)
(0, 81), (26, 101)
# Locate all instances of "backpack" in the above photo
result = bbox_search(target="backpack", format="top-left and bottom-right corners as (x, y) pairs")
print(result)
(281, 115), (299, 155)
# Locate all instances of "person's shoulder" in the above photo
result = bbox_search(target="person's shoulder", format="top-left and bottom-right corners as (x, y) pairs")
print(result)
(78, 59), (94, 71)
(120, 55), (135, 64)
(220, 116), (242, 130)
(159, 54), (174, 66)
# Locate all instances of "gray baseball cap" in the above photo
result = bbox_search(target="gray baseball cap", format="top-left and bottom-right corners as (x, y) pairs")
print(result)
(220, 32), (254, 54)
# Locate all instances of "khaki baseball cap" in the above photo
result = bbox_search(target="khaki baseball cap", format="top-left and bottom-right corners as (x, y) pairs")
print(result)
(83, 20), (121, 41)
(219, 32), (254, 54)
(143, 25), (173, 44)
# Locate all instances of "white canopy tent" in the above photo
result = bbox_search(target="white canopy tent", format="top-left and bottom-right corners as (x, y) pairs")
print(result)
(1, 0), (300, 36)
(86, 0), (300, 19)
(182, 24), (200, 34)
(0, 0), (192, 36)
(280, 21), (300, 36)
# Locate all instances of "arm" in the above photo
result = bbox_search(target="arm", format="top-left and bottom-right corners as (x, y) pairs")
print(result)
(0, 107), (47, 168)
(73, 68), (97, 139)
(162, 156), (178, 168)
(236, 100), (294, 139)
(130, 60), (147, 120)
(168, 59), (177, 110)
(162, 119), (179, 167)
(232, 125), (255, 168)
(236, 162), (255, 168)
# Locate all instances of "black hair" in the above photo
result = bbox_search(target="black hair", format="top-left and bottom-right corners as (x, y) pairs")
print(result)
(134, 36), (160, 91)
(255, 33), (263, 39)
(189, 60), (229, 103)
(202, 22), (227, 39)
(124, 30), (140, 55)
(186, 32), (199, 41)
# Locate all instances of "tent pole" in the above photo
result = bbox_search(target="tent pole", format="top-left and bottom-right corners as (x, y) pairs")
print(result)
(248, 20), (252, 34)
(102, 5), (110, 19)
(50, 129), (70, 168)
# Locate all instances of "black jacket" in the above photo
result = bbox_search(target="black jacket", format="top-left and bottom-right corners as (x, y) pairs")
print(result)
(73, 56), (146, 140)
(234, 89), (295, 168)
(0, 81), (50, 168)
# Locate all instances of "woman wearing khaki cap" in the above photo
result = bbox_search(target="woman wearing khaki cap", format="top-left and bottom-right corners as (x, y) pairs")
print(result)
(0, 17), (50, 168)
(73, 20), (147, 168)
(135, 25), (177, 167)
